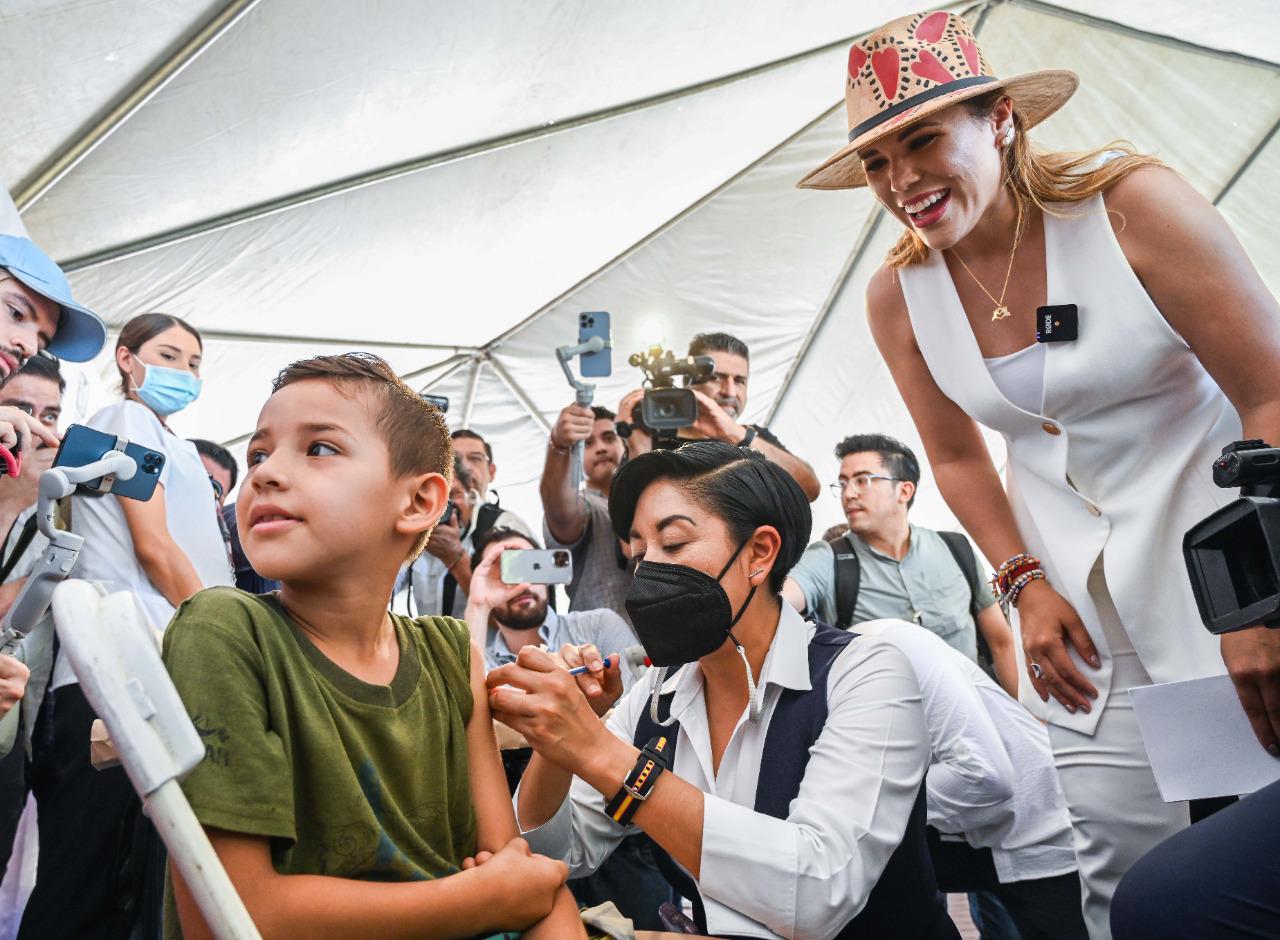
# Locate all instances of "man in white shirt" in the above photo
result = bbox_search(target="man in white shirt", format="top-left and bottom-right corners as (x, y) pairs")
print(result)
(859, 619), (1087, 940)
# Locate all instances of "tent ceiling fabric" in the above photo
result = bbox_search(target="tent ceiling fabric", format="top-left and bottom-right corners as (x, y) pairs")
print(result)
(5, 0), (1279, 536)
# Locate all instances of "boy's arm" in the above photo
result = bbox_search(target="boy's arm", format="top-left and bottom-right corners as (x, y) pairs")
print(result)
(464, 640), (587, 938)
(171, 829), (568, 940)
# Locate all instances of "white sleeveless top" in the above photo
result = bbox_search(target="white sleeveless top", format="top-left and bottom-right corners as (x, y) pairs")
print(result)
(985, 343), (1045, 416)
(899, 195), (1239, 732)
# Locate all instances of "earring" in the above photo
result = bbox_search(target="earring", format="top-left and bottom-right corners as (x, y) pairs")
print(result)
(749, 568), (766, 580)
(1002, 126), (1015, 147)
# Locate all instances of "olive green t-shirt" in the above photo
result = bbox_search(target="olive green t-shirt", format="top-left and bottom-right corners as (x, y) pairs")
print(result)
(160, 587), (477, 938)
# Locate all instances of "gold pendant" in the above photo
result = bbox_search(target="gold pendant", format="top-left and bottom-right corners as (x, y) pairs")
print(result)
(991, 305), (1011, 322)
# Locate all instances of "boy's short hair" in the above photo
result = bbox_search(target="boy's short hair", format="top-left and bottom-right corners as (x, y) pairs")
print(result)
(272, 353), (452, 559)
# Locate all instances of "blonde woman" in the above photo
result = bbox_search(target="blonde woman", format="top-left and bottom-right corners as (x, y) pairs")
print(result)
(798, 11), (1280, 937)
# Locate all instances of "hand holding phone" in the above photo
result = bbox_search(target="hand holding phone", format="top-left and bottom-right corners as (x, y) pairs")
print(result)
(53, 424), (165, 501)
(500, 549), (573, 586)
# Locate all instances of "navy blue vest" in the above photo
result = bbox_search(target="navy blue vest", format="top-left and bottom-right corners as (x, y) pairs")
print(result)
(631, 623), (958, 940)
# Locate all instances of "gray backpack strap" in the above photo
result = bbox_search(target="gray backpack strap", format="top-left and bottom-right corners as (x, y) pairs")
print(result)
(828, 533), (861, 630)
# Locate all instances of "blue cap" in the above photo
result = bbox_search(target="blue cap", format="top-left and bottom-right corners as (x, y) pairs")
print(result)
(0, 235), (107, 363)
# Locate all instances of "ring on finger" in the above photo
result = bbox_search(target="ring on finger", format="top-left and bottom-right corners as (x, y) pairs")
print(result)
(1030, 662), (1044, 680)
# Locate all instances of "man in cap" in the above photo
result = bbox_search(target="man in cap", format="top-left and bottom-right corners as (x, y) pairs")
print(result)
(0, 234), (106, 458)
(0, 234), (106, 728)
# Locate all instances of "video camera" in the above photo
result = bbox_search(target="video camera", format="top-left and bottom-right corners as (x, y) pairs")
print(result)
(626, 346), (715, 449)
(1184, 439), (1280, 634)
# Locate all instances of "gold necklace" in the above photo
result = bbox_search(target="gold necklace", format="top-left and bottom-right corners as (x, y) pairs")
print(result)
(951, 201), (1025, 322)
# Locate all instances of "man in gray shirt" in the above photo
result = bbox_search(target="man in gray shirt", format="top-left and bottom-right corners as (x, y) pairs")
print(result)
(783, 433), (1019, 696)
(464, 527), (639, 695)
(541, 404), (634, 625)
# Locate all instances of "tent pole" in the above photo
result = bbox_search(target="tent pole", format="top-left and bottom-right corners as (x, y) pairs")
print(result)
(461, 358), (486, 430)
(1214, 114), (1280, 206)
(15, 0), (262, 213)
(486, 355), (552, 434)
(402, 353), (474, 386)
(764, 208), (884, 427)
(57, 22), (887, 274)
(482, 101), (843, 352)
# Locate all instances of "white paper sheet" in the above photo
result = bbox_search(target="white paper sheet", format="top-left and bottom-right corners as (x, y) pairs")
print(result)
(1130, 675), (1280, 802)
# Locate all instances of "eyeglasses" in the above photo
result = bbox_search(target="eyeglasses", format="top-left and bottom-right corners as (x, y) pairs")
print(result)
(828, 473), (901, 499)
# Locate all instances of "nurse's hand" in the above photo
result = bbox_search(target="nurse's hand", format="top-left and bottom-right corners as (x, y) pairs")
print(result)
(557, 642), (624, 717)
(1016, 579), (1100, 715)
(487, 647), (618, 775)
(1221, 626), (1280, 757)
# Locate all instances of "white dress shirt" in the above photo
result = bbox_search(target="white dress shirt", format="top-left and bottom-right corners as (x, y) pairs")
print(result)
(858, 620), (1077, 884)
(518, 603), (929, 940)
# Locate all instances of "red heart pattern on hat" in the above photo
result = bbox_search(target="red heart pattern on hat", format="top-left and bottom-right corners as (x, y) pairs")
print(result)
(910, 49), (953, 85)
(871, 47), (901, 102)
(914, 11), (949, 44)
(848, 45), (868, 78)
(957, 36), (980, 77)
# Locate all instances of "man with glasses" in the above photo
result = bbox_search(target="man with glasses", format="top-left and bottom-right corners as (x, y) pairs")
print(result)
(617, 332), (821, 500)
(0, 355), (65, 882)
(783, 433), (1019, 697)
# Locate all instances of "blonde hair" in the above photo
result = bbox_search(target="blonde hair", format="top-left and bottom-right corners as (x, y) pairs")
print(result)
(886, 91), (1166, 268)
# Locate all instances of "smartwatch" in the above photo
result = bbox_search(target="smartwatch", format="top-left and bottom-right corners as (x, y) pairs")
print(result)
(736, 425), (757, 448)
(605, 736), (670, 826)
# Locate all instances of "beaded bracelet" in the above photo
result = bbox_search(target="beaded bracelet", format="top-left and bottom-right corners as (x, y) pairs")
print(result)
(1006, 569), (1046, 608)
(991, 552), (1039, 595)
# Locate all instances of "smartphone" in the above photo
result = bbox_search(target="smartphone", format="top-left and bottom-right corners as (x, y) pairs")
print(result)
(438, 500), (457, 527)
(421, 393), (449, 413)
(578, 312), (611, 378)
(500, 548), (573, 585)
(52, 424), (165, 501)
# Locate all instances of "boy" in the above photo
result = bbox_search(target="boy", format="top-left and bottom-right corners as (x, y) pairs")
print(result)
(162, 354), (584, 939)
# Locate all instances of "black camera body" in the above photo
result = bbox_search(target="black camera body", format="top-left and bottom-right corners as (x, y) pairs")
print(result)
(627, 347), (715, 448)
(1184, 440), (1280, 634)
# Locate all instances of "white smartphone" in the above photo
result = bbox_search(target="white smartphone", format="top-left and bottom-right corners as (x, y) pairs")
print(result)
(500, 549), (573, 585)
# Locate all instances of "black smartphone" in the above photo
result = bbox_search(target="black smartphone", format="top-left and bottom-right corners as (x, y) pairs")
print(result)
(52, 424), (165, 501)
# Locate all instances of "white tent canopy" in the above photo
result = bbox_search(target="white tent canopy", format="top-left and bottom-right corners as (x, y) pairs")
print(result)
(4, 0), (1279, 538)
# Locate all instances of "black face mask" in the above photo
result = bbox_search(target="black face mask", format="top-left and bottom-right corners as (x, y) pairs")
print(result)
(625, 540), (757, 668)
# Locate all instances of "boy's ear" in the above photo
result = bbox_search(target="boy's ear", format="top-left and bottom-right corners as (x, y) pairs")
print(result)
(397, 471), (449, 540)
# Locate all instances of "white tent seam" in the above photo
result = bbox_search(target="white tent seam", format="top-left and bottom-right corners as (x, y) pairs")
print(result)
(16, 0), (263, 214)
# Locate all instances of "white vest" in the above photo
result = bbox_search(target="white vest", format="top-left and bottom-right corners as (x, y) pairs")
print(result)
(899, 195), (1239, 732)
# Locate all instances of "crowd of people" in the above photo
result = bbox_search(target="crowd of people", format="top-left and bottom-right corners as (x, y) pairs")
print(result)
(0, 8), (1278, 940)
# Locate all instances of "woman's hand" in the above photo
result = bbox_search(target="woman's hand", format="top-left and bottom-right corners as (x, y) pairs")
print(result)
(487, 646), (619, 775)
(466, 837), (569, 931)
(1221, 626), (1280, 756)
(1016, 579), (1100, 714)
(0, 405), (59, 456)
(557, 642), (624, 717)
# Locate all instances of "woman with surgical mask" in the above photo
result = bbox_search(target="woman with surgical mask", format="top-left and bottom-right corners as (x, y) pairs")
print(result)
(18, 315), (233, 940)
(66, 313), (233, 631)
(489, 441), (957, 940)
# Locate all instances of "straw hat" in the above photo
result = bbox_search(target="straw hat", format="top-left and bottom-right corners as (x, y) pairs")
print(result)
(797, 11), (1078, 190)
